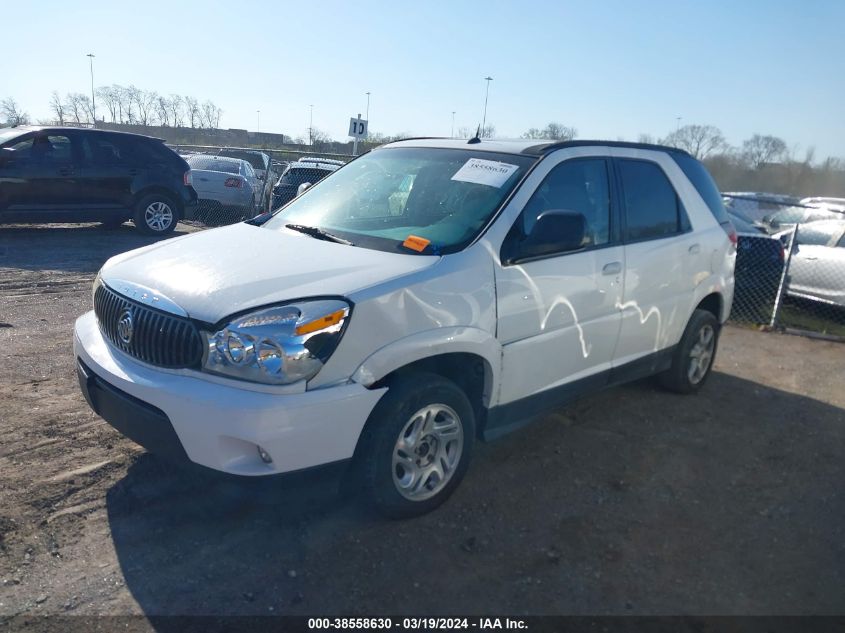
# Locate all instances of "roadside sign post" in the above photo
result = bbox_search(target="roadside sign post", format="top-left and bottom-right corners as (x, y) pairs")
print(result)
(348, 113), (368, 155)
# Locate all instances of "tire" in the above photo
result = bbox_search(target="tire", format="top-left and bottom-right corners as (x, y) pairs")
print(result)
(357, 372), (475, 519)
(660, 309), (721, 394)
(133, 194), (178, 235)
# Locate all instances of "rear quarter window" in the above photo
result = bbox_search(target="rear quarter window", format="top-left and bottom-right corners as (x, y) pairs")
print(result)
(672, 153), (730, 224)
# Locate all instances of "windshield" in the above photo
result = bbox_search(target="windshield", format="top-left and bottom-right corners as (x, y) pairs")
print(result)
(0, 128), (27, 145)
(264, 147), (536, 254)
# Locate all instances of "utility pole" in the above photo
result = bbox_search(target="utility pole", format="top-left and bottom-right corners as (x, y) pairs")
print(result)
(482, 76), (493, 137)
(676, 116), (682, 133)
(309, 104), (314, 147)
(86, 53), (96, 124)
(451, 111), (456, 138)
(256, 110), (260, 136)
(365, 92), (370, 120)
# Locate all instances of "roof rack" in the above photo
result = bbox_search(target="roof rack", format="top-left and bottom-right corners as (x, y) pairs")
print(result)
(523, 139), (693, 157)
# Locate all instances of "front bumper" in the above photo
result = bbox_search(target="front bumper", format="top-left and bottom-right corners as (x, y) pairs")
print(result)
(73, 311), (386, 476)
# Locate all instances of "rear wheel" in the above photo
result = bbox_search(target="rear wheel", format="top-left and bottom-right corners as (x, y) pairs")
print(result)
(133, 194), (178, 235)
(358, 372), (475, 519)
(660, 309), (720, 394)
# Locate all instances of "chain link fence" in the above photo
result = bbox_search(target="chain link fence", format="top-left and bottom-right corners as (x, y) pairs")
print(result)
(725, 194), (845, 339)
(169, 144), (353, 226)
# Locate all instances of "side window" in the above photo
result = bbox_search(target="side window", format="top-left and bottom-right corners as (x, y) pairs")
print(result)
(797, 225), (835, 246)
(619, 159), (686, 241)
(12, 134), (74, 165)
(86, 137), (125, 165)
(517, 158), (611, 247)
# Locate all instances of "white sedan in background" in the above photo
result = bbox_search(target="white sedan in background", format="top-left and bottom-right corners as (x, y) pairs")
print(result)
(784, 220), (845, 306)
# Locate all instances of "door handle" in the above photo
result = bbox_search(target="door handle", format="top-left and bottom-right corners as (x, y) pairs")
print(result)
(58, 167), (74, 176)
(128, 169), (140, 176)
(602, 261), (622, 275)
(688, 244), (701, 254)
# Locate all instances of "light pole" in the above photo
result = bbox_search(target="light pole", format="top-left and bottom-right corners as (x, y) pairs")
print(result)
(257, 110), (260, 135)
(481, 76), (493, 137)
(309, 104), (314, 147)
(365, 92), (370, 120)
(86, 53), (96, 124)
(676, 116), (682, 133)
(451, 111), (456, 138)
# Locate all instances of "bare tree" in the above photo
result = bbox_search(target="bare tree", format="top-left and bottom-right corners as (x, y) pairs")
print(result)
(125, 85), (142, 124)
(97, 85), (120, 122)
(637, 133), (655, 144)
(184, 96), (200, 128)
(522, 122), (576, 141)
(662, 124), (726, 159)
(741, 134), (787, 169)
(200, 100), (222, 129)
(82, 94), (95, 123)
(167, 94), (184, 127)
(133, 89), (157, 126)
(49, 91), (65, 125)
(156, 95), (170, 126)
(1, 98), (30, 126)
(65, 93), (88, 124)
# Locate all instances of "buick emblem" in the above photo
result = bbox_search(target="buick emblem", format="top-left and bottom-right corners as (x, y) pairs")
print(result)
(117, 308), (134, 345)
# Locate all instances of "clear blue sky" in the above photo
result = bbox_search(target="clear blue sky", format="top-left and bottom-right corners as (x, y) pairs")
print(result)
(4, 0), (844, 159)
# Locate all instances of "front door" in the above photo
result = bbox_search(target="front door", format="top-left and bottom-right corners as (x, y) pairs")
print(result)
(1, 132), (81, 217)
(495, 157), (624, 406)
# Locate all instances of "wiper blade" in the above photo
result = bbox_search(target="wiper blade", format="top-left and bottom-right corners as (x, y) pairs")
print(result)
(285, 223), (353, 245)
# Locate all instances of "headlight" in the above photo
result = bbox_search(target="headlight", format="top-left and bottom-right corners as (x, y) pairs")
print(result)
(201, 299), (351, 385)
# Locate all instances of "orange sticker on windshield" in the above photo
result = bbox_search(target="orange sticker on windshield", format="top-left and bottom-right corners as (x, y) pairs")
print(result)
(402, 235), (431, 252)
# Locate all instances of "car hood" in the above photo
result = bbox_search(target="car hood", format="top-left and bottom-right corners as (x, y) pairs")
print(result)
(100, 223), (439, 323)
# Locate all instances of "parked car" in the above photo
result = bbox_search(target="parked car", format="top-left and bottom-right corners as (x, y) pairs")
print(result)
(185, 155), (259, 224)
(763, 205), (843, 231)
(0, 126), (196, 234)
(727, 209), (785, 318)
(782, 219), (845, 306)
(218, 149), (274, 208)
(723, 192), (802, 224)
(270, 157), (343, 210)
(74, 139), (735, 518)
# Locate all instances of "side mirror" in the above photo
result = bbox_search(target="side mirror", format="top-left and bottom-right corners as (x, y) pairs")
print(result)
(510, 210), (587, 262)
(297, 182), (312, 196)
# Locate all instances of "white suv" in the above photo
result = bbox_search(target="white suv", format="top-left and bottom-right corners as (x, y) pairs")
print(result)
(74, 139), (736, 518)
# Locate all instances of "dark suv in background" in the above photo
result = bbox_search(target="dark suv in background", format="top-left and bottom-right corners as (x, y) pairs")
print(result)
(0, 126), (197, 234)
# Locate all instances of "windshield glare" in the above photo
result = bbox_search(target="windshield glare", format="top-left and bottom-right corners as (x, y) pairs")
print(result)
(264, 147), (535, 254)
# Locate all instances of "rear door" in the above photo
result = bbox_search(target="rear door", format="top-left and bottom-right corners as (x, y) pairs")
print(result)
(612, 153), (702, 367)
(78, 132), (135, 209)
(495, 156), (624, 405)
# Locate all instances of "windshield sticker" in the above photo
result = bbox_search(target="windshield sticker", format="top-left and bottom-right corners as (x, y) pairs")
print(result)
(451, 158), (519, 188)
(402, 235), (431, 252)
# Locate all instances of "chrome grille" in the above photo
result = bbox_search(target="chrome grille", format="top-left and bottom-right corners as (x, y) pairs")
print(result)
(93, 283), (203, 369)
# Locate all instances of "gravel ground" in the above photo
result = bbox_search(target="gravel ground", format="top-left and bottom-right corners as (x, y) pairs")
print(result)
(0, 223), (843, 623)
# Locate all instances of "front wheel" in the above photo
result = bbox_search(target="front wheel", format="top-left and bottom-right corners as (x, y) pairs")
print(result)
(660, 309), (720, 394)
(133, 194), (178, 235)
(358, 372), (475, 519)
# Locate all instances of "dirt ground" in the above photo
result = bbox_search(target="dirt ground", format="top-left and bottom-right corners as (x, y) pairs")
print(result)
(0, 223), (843, 623)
